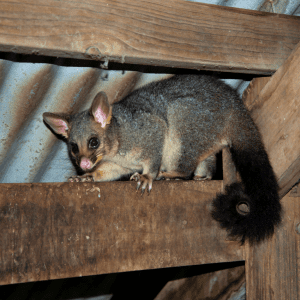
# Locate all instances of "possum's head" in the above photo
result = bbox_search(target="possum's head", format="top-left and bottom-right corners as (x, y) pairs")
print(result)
(43, 92), (116, 172)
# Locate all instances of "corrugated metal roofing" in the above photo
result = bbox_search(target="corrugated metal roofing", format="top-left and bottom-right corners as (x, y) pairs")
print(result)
(0, 0), (299, 184)
(0, 0), (299, 299)
(0, 66), (173, 183)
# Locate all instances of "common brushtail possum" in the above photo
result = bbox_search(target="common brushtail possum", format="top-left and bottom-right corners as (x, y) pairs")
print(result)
(43, 75), (281, 244)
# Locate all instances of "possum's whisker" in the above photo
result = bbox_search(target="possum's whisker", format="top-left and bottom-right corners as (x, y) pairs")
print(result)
(94, 153), (103, 164)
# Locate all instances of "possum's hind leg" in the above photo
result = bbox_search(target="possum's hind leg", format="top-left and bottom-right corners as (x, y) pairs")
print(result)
(193, 154), (216, 181)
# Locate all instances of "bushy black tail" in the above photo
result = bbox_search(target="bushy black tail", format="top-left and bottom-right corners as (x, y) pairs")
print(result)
(211, 121), (282, 244)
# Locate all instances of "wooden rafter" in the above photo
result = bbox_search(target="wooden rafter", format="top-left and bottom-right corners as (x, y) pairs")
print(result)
(0, 0), (300, 74)
(246, 187), (300, 299)
(242, 41), (300, 299)
(0, 181), (243, 285)
(243, 41), (300, 198)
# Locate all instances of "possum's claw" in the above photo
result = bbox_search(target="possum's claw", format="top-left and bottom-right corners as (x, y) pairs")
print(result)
(68, 175), (94, 182)
(193, 175), (212, 181)
(130, 172), (152, 194)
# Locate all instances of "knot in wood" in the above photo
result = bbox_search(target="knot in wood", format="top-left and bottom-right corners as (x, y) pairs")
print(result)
(236, 202), (250, 216)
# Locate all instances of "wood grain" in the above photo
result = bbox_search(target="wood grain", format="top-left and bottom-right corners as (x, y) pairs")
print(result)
(242, 42), (300, 198)
(0, 180), (243, 285)
(242, 77), (271, 108)
(0, 0), (300, 74)
(246, 185), (300, 299)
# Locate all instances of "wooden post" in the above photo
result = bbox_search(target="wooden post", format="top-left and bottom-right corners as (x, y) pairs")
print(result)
(246, 185), (300, 299)
(242, 41), (300, 198)
(242, 41), (300, 299)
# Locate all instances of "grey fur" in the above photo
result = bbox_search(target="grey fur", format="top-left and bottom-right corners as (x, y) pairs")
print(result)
(43, 74), (281, 243)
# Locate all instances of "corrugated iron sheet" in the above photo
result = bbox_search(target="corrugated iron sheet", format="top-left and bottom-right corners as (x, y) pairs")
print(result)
(0, 0), (298, 185)
(0, 0), (299, 299)
(0, 66), (173, 183)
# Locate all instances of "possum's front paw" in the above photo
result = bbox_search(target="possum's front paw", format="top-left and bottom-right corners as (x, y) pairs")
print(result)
(130, 172), (153, 194)
(193, 175), (212, 181)
(68, 175), (94, 182)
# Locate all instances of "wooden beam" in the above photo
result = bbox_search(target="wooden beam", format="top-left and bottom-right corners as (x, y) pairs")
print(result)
(242, 77), (271, 108)
(0, 180), (243, 285)
(1, 0), (300, 74)
(246, 184), (300, 299)
(242, 42), (300, 197)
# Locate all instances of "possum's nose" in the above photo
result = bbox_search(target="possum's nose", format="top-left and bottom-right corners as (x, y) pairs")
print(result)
(80, 157), (93, 170)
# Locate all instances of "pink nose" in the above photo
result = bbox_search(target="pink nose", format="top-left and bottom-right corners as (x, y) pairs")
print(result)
(80, 158), (93, 170)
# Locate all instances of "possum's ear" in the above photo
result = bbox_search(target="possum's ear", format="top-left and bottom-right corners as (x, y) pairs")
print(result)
(43, 112), (70, 139)
(90, 92), (112, 128)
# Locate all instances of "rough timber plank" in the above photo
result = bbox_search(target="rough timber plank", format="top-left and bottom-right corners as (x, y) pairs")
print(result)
(242, 42), (300, 198)
(246, 185), (300, 299)
(0, 180), (243, 285)
(242, 77), (271, 108)
(1, 0), (300, 74)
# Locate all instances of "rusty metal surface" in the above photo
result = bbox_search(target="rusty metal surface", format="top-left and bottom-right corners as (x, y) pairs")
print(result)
(0, 64), (174, 184)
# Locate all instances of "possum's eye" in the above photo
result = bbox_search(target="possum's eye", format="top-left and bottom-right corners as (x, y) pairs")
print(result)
(70, 142), (79, 154)
(89, 137), (100, 149)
